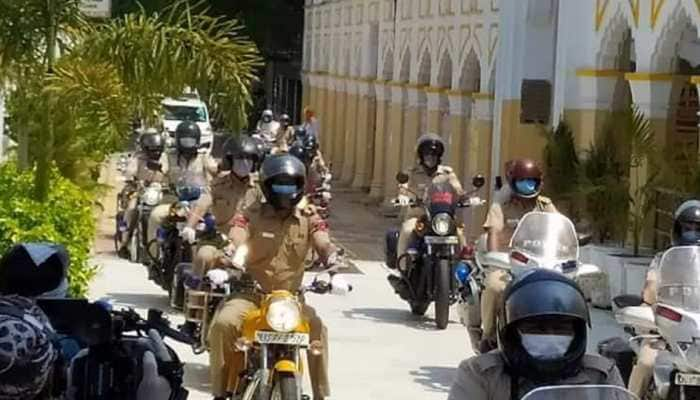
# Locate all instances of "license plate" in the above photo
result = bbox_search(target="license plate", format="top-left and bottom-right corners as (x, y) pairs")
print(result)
(255, 331), (309, 346)
(424, 236), (459, 244)
(675, 372), (700, 386)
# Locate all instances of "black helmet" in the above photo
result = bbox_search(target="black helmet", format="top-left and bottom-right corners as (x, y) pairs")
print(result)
(672, 200), (700, 246)
(498, 269), (590, 384)
(0, 242), (69, 298)
(294, 127), (308, 142)
(0, 295), (58, 399)
(304, 135), (319, 154)
(221, 136), (264, 176)
(259, 154), (307, 210)
(280, 114), (291, 126)
(140, 130), (164, 160)
(416, 133), (445, 171)
(175, 121), (201, 155)
(289, 142), (311, 167)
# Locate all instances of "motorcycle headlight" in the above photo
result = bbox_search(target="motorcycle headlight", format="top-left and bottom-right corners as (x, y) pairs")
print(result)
(142, 187), (162, 206)
(266, 298), (301, 333)
(431, 213), (453, 236)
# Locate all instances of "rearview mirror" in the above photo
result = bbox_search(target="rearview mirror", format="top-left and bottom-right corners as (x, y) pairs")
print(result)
(472, 174), (486, 188)
(396, 172), (409, 184)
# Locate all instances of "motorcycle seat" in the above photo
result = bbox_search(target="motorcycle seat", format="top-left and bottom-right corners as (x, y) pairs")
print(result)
(613, 294), (644, 309)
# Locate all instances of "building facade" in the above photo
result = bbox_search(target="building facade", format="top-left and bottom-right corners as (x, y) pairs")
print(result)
(302, 0), (700, 218)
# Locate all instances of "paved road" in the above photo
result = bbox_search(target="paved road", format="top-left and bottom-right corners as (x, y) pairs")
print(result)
(90, 158), (625, 400)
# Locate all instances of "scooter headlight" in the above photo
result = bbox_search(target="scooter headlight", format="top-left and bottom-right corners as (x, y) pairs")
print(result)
(431, 213), (453, 236)
(266, 297), (301, 333)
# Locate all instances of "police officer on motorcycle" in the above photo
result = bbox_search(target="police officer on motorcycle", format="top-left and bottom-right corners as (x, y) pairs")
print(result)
(449, 269), (623, 400)
(627, 200), (700, 397)
(479, 158), (557, 352)
(396, 133), (467, 260)
(205, 154), (340, 400)
(118, 129), (168, 258)
(147, 121), (218, 249)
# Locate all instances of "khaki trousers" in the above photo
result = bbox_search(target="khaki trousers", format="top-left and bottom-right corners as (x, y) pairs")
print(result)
(480, 269), (510, 341)
(628, 340), (658, 397)
(208, 298), (330, 399)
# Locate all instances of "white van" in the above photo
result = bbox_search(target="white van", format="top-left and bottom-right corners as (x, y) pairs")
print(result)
(161, 95), (213, 152)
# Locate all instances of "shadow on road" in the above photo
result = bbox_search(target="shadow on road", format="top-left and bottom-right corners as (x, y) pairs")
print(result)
(409, 366), (457, 393)
(341, 307), (460, 331)
(105, 291), (171, 310)
(184, 362), (212, 394)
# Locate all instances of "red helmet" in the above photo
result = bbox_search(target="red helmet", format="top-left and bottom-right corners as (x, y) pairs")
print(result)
(505, 159), (543, 199)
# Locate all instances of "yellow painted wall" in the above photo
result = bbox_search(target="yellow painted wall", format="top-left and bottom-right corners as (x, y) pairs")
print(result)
(369, 97), (389, 199)
(353, 94), (376, 188)
(341, 92), (359, 183)
(499, 99), (548, 166)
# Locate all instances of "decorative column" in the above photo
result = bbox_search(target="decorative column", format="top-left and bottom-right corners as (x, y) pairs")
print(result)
(468, 95), (495, 238)
(383, 83), (407, 203)
(625, 72), (675, 247)
(426, 88), (443, 134)
(308, 74), (318, 118)
(322, 76), (337, 159)
(301, 72), (311, 116)
(369, 81), (391, 200)
(332, 77), (348, 172)
(340, 80), (359, 184)
(571, 69), (625, 151)
(401, 86), (427, 170)
(352, 80), (376, 189)
(447, 91), (471, 183)
(315, 74), (327, 145)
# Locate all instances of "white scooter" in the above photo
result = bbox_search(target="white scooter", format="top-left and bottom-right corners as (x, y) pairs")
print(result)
(457, 212), (605, 353)
(612, 246), (700, 399)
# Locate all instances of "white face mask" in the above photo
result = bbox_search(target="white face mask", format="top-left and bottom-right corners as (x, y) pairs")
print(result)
(519, 332), (574, 360)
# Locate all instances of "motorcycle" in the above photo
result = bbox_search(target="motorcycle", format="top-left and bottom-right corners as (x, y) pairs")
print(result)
(604, 246), (700, 400)
(457, 211), (602, 352)
(36, 298), (193, 399)
(385, 173), (486, 329)
(520, 385), (637, 400)
(148, 184), (214, 309)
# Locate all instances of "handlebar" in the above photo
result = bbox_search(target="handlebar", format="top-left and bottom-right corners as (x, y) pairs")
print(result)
(111, 307), (195, 345)
(392, 196), (485, 208)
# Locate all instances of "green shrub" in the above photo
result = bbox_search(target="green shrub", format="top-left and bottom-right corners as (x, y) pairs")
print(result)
(0, 162), (97, 297)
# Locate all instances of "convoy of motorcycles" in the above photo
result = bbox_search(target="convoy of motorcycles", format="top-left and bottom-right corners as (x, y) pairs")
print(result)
(107, 114), (699, 400)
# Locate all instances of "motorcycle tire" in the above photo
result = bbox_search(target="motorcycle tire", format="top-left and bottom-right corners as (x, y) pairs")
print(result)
(435, 259), (451, 329)
(271, 372), (299, 400)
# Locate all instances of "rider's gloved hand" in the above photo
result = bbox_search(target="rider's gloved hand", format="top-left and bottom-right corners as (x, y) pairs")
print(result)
(329, 274), (352, 295)
(206, 269), (230, 286)
(397, 195), (411, 206)
(180, 226), (196, 244)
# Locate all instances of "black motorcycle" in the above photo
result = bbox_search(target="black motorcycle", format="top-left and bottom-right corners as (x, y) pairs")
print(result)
(37, 298), (192, 399)
(149, 185), (214, 309)
(386, 173), (485, 329)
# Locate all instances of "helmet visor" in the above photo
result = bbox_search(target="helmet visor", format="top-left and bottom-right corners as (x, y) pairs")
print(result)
(233, 158), (254, 177)
(272, 184), (300, 194)
(423, 154), (439, 169)
(178, 137), (198, 149)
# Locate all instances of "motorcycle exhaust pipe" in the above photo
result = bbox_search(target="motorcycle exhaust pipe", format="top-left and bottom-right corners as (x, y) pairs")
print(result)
(387, 274), (413, 301)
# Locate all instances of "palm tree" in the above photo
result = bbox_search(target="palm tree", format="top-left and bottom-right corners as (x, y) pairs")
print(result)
(1, 0), (261, 200)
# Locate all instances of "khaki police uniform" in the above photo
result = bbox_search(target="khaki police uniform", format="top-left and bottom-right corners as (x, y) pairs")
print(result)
(397, 164), (466, 258)
(189, 172), (261, 277)
(479, 196), (557, 343)
(448, 352), (624, 400)
(120, 152), (169, 251)
(147, 152), (219, 246)
(207, 202), (331, 399)
(627, 252), (661, 397)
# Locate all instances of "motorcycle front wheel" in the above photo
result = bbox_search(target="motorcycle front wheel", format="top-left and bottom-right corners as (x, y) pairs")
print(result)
(270, 372), (299, 400)
(434, 259), (451, 329)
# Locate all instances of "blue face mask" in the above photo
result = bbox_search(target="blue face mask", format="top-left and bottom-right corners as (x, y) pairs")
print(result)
(514, 178), (539, 196)
(272, 184), (298, 195)
(680, 230), (700, 245)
